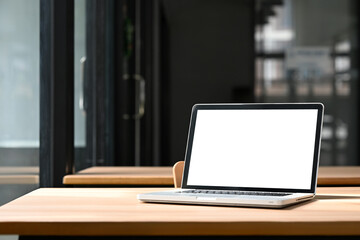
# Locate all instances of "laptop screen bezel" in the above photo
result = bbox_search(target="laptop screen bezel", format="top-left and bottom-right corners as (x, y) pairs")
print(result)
(181, 103), (324, 193)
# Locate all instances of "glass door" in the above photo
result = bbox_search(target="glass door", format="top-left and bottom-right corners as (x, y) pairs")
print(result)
(74, 0), (87, 171)
(0, 0), (40, 207)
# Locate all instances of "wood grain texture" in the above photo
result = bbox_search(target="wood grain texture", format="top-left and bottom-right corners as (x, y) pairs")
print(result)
(173, 161), (184, 188)
(63, 166), (174, 185)
(63, 166), (360, 186)
(0, 187), (360, 236)
(317, 166), (360, 185)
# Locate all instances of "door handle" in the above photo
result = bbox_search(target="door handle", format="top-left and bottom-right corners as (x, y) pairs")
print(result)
(134, 74), (145, 120)
(79, 56), (86, 115)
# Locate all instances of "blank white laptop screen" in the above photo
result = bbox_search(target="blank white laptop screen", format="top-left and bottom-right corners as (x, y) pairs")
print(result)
(186, 109), (318, 190)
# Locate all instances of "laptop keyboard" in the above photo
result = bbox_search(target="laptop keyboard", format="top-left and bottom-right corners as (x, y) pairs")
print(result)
(178, 190), (290, 197)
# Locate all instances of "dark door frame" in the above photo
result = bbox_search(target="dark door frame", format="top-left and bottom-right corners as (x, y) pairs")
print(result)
(40, 0), (75, 187)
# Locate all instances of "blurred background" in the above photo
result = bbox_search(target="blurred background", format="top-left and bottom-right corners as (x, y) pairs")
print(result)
(0, 0), (359, 216)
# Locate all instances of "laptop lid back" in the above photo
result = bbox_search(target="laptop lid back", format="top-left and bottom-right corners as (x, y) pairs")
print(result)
(181, 103), (324, 194)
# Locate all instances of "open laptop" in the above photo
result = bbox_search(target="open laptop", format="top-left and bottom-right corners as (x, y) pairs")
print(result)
(138, 103), (324, 208)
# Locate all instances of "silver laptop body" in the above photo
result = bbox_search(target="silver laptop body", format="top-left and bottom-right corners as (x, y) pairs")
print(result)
(138, 103), (324, 208)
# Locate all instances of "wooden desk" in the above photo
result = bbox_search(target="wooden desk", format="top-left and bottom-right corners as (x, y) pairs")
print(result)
(63, 166), (174, 186)
(318, 166), (360, 185)
(0, 187), (360, 236)
(0, 167), (39, 185)
(63, 166), (360, 187)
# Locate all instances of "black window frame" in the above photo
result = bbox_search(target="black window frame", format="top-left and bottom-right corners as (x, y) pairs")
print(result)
(40, 0), (75, 187)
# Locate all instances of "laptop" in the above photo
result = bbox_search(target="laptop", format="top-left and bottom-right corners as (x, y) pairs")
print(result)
(138, 103), (324, 208)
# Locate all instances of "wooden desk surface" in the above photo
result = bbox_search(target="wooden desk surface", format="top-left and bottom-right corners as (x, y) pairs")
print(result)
(0, 187), (360, 236)
(63, 166), (174, 185)
(0, 167), (39, 185)
(0, 166), (39, 175)
(318, 166), (360, 185)
(63, 166), (360, 186)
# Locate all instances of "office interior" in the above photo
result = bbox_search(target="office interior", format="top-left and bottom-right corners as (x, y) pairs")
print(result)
(0, 0), (359, 238)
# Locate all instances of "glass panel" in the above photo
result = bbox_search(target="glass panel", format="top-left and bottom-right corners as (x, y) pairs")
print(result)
(0, 0), (39, 211)
(74, 0), (87, 171)
(255, 0), (358, 165)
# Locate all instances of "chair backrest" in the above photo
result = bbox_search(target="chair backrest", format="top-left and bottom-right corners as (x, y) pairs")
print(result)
(172, 161), (185, 188)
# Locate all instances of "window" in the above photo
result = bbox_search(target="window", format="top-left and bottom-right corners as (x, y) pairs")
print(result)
(0, 0), (39, 207)
(256, 0), (359, 165)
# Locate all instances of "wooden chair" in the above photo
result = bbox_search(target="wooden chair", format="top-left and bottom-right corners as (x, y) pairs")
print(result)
(172, 161), (184, 188)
